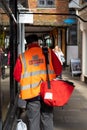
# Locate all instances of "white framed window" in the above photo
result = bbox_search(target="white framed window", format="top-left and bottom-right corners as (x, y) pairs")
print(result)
(38, 0), (55, 8)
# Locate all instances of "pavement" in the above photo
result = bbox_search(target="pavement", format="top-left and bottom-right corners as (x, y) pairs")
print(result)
(1, 68), (87, 130)
(53, 69), (87, 130)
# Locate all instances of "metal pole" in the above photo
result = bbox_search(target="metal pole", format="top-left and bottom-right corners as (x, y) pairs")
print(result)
(21, 23), (25, 53)
(18, 23), (25, 54)
(18, 23), (22, 54)
(9, 0), (18, 105)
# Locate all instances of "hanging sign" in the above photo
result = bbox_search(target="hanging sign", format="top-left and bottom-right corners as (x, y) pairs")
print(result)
(64, 18), (76, 24)
(19, 11), (33, 24)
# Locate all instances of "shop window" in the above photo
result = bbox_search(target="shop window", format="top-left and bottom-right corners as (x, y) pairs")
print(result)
(68, 25), (77, 45)
(68, 9), (77, 45)
(38, 0), (55, 8)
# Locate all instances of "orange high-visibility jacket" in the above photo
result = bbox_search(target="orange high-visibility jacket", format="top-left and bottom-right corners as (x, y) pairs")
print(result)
(19, 47), (56, 99)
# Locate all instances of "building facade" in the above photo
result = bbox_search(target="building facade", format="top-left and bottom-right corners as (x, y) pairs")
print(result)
(25, 0), (70, 58)
(27, 0), (69, 26)
(69, 0), (87, 82)
(0, 0), (70, 58)
(78, 0), (87, 82)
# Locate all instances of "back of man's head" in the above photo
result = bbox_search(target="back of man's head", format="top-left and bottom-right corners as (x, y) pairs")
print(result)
(26, 34), (38, 44)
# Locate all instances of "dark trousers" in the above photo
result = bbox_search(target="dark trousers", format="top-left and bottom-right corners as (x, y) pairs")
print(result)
(26, 99), (53, 130)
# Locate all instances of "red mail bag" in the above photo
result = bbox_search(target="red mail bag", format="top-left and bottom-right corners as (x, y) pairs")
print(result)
(40, 79), (75, 107)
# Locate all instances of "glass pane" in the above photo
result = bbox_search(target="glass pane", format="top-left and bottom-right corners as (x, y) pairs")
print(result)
(47, 0), (54, 5)
(39, 0), (45, 5)
(0, 49), (10, 122)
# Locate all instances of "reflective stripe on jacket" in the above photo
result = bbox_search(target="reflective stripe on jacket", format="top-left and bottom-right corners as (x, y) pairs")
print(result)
(19, 47), (56, 99)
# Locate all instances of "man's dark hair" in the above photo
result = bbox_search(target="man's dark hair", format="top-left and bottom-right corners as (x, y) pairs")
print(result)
(26, 34), (38, 44)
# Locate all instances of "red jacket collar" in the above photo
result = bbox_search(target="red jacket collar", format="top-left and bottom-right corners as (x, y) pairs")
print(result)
(28, 43), (39, 49)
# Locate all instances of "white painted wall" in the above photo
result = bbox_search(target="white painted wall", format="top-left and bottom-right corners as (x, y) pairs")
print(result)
(67, 45), (78, 65)
(80, 22), (87, 81)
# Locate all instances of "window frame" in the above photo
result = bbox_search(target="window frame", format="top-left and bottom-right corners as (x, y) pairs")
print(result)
(38, 0), (55, 8)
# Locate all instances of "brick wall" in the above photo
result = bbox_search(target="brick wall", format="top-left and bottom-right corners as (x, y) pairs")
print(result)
(56, 0), (69, 24)
(0, 0), (69, 26)
(0, 8), (9, 25)
(28, 0), (69, 26)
